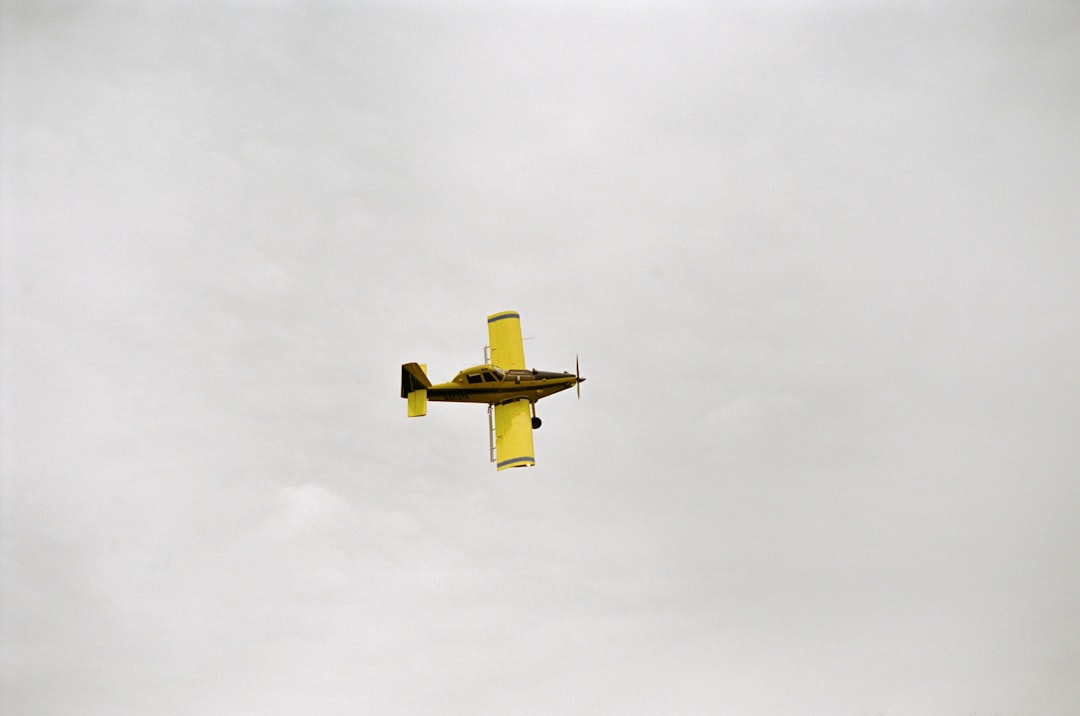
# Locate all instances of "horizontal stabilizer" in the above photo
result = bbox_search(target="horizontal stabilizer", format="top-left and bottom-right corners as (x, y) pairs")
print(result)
(408, 387), (427, 417)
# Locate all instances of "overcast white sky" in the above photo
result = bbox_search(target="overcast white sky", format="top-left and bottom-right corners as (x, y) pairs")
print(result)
(2, 1), (1079, 714)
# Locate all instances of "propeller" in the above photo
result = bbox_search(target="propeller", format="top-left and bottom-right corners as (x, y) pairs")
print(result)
(576, 354), (583, 398)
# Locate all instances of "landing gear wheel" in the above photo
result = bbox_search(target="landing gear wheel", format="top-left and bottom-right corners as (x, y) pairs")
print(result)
(531, 416), (542, 430)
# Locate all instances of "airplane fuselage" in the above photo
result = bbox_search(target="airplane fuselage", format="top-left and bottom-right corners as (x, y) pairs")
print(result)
(426, 365), (580, 406)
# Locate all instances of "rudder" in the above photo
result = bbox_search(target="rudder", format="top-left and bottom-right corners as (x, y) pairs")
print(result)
(401, 362), (431, 417)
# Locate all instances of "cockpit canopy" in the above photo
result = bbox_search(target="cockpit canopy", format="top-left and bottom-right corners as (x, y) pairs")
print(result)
(453, 365), (505, 385)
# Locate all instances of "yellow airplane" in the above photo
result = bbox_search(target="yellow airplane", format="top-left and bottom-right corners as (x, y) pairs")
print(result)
(400, 310), (584, 470)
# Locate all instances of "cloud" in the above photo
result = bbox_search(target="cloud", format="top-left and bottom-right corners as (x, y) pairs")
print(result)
(3, 2), (1079, 715)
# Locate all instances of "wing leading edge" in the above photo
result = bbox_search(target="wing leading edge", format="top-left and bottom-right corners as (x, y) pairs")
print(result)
(493, 399), (535, 470)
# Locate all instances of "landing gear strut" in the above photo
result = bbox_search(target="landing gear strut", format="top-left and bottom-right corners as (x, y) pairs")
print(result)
(531, 402), (542, 430)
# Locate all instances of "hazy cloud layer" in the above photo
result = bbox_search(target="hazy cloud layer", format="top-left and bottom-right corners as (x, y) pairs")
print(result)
(2, 2), (1078, 714)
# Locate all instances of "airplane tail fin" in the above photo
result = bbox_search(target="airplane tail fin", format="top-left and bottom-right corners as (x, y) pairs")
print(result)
(401, 363), (431, 417)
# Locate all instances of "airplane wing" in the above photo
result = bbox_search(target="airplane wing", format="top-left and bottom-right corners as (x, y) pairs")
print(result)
(487, 310), (526, 370)
(493, 398), (535, 470)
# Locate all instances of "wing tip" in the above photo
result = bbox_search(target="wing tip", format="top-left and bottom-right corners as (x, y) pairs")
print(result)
(487, 310), (520, 324)
(496, 456), (535, 471)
